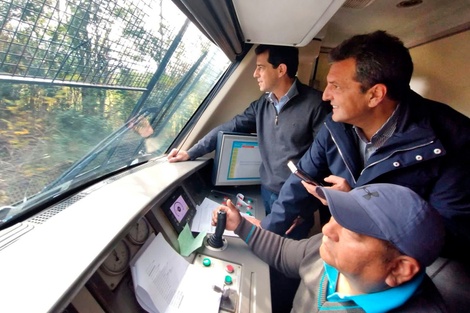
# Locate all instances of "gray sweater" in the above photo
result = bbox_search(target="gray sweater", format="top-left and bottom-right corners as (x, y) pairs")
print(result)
(187, 80), (330, 193)
(235, 218), (447, 313)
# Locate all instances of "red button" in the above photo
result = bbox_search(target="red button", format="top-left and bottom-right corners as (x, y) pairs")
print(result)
(226, 264), (234, 273)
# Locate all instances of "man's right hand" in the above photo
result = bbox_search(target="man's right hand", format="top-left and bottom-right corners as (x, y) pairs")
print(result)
(167, 148), (190, 162)
(285, 215), (305, 235)
(301, 175), (352, 205)
(287, 175), (352, 235)
(211, 199), (243, 231)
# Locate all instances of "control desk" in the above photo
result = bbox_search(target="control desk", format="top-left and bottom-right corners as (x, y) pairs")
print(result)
(66, 158), (271, 313)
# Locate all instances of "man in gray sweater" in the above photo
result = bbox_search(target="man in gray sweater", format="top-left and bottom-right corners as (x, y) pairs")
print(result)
(168, 44), (330, 221)
(212, 183), (447, 312)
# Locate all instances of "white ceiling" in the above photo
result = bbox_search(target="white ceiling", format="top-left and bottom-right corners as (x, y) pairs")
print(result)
(232, 0), (470, 49)
(232, 0), (346, 46)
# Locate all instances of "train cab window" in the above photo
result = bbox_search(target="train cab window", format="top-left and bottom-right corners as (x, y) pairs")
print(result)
(0, 0), (231, 227)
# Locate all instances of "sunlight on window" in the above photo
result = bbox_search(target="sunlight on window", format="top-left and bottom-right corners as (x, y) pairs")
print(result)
(0, 0), (231, 215)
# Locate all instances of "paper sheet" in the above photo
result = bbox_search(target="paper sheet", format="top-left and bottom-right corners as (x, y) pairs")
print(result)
(130, 233), (221, 313)
(190, 197), (238, 237)
(177, 224), (206, 257)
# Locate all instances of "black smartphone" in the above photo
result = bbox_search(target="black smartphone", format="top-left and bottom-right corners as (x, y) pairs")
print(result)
(287, 160), (322, 186)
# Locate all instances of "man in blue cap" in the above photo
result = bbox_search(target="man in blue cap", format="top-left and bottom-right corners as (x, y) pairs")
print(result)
(212, 183), (447, 312)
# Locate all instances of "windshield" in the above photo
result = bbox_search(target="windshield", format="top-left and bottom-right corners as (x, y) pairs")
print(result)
(0, 0), (231, 226)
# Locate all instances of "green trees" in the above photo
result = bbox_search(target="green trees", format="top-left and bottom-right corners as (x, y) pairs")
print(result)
(0, 0), (230, 209)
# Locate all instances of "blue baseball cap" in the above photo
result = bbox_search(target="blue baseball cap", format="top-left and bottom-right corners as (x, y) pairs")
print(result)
(317, 183), (445, 267)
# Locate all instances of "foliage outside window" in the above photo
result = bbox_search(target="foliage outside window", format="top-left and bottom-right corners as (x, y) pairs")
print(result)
(0, 0), (231, 216)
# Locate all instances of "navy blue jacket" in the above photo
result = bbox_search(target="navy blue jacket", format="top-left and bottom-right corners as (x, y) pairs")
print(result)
(188, 80), (331, 193)
(262, 90), (470, 256)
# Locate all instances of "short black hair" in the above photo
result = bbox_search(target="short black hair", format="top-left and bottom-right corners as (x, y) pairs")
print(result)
(254, 45), (299, 78)
(329, 30), (413, 101)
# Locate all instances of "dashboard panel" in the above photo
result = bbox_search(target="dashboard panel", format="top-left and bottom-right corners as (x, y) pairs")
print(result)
(0, 157), (270, 313)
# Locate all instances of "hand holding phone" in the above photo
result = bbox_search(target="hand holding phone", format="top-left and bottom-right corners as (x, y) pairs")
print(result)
(287, 160), (322, 186)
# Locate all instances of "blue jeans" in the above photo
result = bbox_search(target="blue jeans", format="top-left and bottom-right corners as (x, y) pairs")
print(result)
(261, 185), (278, 216)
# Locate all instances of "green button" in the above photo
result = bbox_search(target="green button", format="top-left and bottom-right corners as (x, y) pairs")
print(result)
(203, 258), (211, 267)
(245, 211), (253, 216)
(225, 275), (233, 285)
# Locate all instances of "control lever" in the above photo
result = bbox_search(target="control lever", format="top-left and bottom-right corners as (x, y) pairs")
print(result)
(206, 210), (228, 250)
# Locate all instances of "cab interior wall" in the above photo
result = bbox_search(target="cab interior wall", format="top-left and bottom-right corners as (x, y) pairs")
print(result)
(409, 30), (470, 117)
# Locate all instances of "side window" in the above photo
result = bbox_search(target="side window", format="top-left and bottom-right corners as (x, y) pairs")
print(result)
(0, 0), (230, 219)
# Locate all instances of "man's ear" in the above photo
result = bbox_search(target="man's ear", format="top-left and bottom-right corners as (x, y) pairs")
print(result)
(277, 63), (287, 77)
(367, 83), (387, 107)
(384, 256), (421, 287)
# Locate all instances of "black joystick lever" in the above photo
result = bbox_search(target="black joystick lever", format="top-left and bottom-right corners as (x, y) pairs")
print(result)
(207, 210), (227, 249)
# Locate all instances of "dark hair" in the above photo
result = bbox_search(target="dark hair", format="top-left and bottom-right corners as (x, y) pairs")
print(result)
(382, 239), (404, 264)
(254, 45), (299, 78)
(329, 30), (413, 101)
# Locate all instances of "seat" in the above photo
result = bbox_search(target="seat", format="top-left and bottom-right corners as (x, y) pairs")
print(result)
(427, 257), (470, 313)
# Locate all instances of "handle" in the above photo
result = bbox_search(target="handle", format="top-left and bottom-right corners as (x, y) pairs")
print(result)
(208, 210), (226, 248)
